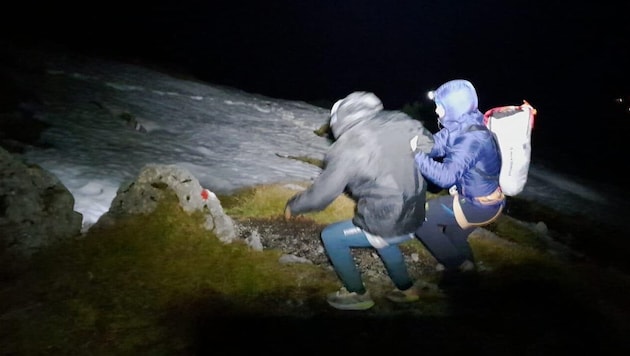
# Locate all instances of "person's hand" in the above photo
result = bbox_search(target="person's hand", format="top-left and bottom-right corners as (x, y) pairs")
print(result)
(409, 135), (419, 153)
(284, 204), (292, 220)
(411, 131), (434, 156)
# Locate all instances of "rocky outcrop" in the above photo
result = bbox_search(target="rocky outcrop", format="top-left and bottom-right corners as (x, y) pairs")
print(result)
(0, 147), (82, 260)
(94, 164), (238, 243)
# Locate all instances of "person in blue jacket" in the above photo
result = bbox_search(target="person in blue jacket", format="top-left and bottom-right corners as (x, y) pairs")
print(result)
(284, 91), (434, 310)
(411, 79), (505, 277)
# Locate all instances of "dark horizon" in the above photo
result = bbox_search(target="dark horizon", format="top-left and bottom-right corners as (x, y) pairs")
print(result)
(2, 0), (628, 169)
(3, 1), (628, 105)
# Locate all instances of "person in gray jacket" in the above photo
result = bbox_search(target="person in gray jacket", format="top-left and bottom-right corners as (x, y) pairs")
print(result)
(284, 91), (434, 310)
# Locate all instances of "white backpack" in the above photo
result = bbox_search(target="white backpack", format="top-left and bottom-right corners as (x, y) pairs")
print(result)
(483, 101), (537, 196)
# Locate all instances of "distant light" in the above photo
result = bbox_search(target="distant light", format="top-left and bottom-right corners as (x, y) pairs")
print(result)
(615, 97), (623, 103)
(427, 90), (435, 100)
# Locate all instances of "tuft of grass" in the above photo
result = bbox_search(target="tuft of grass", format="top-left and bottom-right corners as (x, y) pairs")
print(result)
(220, 183), (355, 224)
(471, 232), (559, 271)
(486, 215), (547, 250)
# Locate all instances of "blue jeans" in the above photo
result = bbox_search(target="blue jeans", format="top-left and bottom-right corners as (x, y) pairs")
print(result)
(320, 220), (414, 294)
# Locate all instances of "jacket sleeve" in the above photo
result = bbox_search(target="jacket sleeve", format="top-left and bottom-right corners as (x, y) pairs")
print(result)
(414, 131), (482, 188)
(428, 129), (448, 157)
(286, 150), (353, 215)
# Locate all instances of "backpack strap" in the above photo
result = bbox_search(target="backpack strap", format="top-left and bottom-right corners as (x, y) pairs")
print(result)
(465, 124), (500, 180)
(466, 124), (487, 132)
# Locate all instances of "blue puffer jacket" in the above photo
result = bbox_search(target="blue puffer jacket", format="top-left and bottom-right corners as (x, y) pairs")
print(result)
(414, 80), (502, 203)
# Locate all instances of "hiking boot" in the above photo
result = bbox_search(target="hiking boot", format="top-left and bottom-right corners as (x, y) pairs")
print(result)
(326, 287), (375, 310)
(436, 260), (476, 272)
(385, 286), (420, 303)
(459, 259), (476, 272)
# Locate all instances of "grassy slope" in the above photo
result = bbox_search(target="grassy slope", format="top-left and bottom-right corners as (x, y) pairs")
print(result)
(2, 184), (630, 355)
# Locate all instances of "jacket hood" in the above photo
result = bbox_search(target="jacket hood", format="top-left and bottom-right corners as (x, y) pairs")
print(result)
(330, 91), (383, 139)
(433, 79), (479, 130)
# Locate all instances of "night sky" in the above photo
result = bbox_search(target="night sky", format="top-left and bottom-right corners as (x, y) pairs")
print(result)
(3, 1), (629, 168)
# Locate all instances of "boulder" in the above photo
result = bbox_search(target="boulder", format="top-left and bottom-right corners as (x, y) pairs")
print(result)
(0, 147), (82, 260)
(95, 164), (237, 243)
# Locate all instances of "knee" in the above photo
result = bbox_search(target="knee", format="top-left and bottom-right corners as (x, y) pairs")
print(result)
(321, 220), (350, 243)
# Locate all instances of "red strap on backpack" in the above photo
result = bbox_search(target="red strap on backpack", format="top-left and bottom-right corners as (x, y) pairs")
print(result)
(483, 100), (537, 128)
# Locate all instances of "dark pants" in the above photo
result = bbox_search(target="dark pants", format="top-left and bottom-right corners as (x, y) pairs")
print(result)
(415, 194), (503, 270)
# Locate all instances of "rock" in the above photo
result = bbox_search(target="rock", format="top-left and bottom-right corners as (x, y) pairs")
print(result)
(0, 147), (82, 260)
(95, 164), (237, 243)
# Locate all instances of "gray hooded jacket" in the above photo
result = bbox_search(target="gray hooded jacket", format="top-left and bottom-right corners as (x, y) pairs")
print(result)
(287, 92), (434, 237)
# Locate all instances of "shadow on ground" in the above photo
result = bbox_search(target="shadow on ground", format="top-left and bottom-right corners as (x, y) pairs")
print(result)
(172, 268), (627, 356)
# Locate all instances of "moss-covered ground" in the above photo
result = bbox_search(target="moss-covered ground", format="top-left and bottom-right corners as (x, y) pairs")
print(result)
(1, 184), (630, 355)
